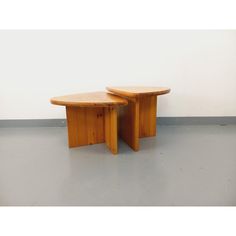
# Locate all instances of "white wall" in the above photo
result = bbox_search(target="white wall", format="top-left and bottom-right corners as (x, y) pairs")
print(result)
(0, 30), (236, 119)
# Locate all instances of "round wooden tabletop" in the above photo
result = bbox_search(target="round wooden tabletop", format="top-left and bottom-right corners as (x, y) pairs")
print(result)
(50, 92), (128, 107)
(106, 86), (170, 98)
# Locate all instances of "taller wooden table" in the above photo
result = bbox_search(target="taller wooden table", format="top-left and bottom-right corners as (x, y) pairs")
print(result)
(51, 92), (128, 154)
(106, 87), (170, 151)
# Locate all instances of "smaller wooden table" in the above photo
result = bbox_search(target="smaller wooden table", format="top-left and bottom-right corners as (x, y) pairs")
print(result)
(106, 87), (170, 151)
(51, 92), (128, 154)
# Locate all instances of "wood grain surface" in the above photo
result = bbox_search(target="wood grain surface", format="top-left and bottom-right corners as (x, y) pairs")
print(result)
(105, 107), (118, 154)
(106, 86), (170, 98)
(51, 92), (128, 107)
(66, 106), (104, 147)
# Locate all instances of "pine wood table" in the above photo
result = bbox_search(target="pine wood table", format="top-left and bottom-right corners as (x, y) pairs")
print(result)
(50, 92), (128, 154)
(106, 87), (170, 151)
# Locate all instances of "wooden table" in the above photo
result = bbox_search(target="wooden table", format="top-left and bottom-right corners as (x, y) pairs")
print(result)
(106, 87), (170, 151)
(51, 92), (128, 154)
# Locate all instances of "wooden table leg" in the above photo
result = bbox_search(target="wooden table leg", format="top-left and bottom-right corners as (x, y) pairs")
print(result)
(118, 99), (140, 151)
(104, 107), (118, 154)
(118, 95), (157, 151)
(66, 106), (104, 148)
(139, 95), (157, 138)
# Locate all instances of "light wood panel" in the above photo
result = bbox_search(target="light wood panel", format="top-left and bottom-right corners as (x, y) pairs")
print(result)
(104, 107), (118, 154)
(118, 98), (140, 151)
(66, 106), (104, 148)
(107, 86), (170, 98)
(51, 92), (128, 107)
(139, 95), (157, 138)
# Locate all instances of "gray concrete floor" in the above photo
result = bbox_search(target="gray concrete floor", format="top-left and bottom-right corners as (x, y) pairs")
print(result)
(0, 125), (236, 206)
